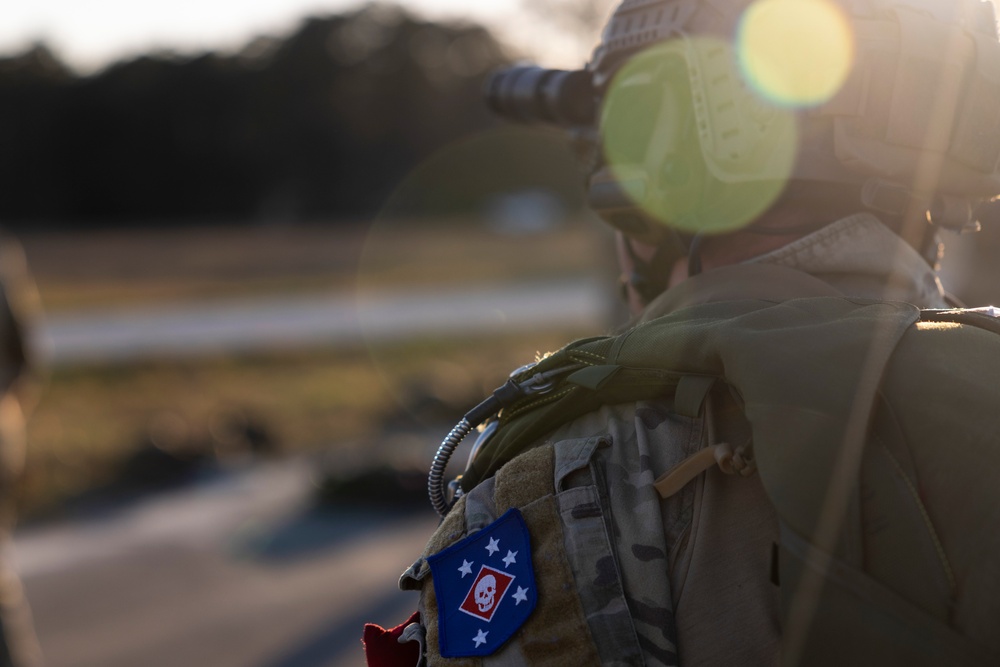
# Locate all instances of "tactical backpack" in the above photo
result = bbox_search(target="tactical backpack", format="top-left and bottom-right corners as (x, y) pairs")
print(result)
(404, 295), (1000, 666)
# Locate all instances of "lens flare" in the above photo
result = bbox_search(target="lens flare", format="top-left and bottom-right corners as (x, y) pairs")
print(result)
(600, 38), (798, 235)
(738, 0), (855, 107)
(357, 127), (596, 429)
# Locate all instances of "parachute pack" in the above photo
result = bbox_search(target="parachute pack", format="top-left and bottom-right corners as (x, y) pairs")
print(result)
(409, 292), (1000, 665)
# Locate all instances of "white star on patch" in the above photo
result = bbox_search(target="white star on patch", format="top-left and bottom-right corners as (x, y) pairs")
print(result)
(502, 550), (518, 568)
(512, 586), (528, 605)
(457, 560), (473, 578)
(485, 537), (500, 556)
(473, 629), (489, 648)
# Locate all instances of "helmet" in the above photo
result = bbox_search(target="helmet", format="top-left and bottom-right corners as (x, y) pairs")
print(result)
(587, 0), (1000, 247)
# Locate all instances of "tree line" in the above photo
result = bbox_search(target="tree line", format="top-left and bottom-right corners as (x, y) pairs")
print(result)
(0, 5), (524, 229)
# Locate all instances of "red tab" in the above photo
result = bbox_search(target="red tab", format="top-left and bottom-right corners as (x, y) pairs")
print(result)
(362, 611), (421, 667)
(459, 565), (515, 622)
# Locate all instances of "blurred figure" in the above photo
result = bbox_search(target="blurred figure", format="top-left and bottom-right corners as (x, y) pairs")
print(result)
(0, 233), (44, 667)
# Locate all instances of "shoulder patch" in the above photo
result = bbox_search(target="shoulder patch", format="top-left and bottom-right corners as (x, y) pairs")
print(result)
(427, 508), (537, 657)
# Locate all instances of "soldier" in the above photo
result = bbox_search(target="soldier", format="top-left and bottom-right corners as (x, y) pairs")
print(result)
(0, 235), (43, 667)
(366, 0), (1000, 664)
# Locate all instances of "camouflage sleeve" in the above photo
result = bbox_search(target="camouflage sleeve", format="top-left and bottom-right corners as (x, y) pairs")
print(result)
(403, 400), (696, 666)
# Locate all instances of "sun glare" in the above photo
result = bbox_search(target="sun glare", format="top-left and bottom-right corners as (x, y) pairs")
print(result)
(737, 0), (855, 107)
(600, 38), (798, 235)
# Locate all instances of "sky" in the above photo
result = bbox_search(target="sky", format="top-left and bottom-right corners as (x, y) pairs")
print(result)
(10, 0), (998, 76)
(1, 0), (589, 73)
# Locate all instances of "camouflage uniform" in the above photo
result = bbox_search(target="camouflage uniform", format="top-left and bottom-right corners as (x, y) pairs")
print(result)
(403, 409), (681, 666)
(404, 212), (950, 666)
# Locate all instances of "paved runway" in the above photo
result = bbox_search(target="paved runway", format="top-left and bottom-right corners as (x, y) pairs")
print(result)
(15, 459), (438, 667)
(39, 280), (609, 364)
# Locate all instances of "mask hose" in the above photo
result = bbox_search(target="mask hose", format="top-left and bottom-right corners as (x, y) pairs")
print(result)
(428, 418), (475, 517)
(428, 363), (584, 517)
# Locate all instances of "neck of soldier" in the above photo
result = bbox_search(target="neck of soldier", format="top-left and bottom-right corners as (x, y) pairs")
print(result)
(665, 199), (869, 291)
(666, 233), (797, 289)
(620, 197), (918, 317)
(619, 229), (799, 318)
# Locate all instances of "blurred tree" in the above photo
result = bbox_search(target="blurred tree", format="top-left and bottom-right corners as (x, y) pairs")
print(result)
(0, 44), (74, 222)
(0, 4), (528, 228)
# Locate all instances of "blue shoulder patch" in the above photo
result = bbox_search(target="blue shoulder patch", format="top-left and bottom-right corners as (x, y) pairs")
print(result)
(427, 508), (537, 657)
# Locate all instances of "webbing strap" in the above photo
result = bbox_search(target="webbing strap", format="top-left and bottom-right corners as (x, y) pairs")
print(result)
(653, 442), (756, 499)
(653, 446), (719, 499)
(673, 375), (715, 418)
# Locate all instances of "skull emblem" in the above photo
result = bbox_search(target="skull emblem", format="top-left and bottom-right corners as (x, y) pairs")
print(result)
(475, 574), (497, 613)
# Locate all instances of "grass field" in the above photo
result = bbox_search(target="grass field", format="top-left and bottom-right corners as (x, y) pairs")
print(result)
(20, 219), (612, 309)
(16, 219), (613, 519)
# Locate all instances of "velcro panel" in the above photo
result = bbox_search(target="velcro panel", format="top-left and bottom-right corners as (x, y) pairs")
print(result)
(494, 445), (555, 513)
(517, 496), (604, 665)
(492, 444), (608, 664)
(422, 582), (480, 667)
(887, 10), (972, 151)
(815, 18), (899, 119)
(948, 31), (1000, 172)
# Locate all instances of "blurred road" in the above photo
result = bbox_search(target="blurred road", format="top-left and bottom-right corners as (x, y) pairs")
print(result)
(40, 279), (609, 364)
(18, 278), (611, 663)
(14, 459), (438, 667)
